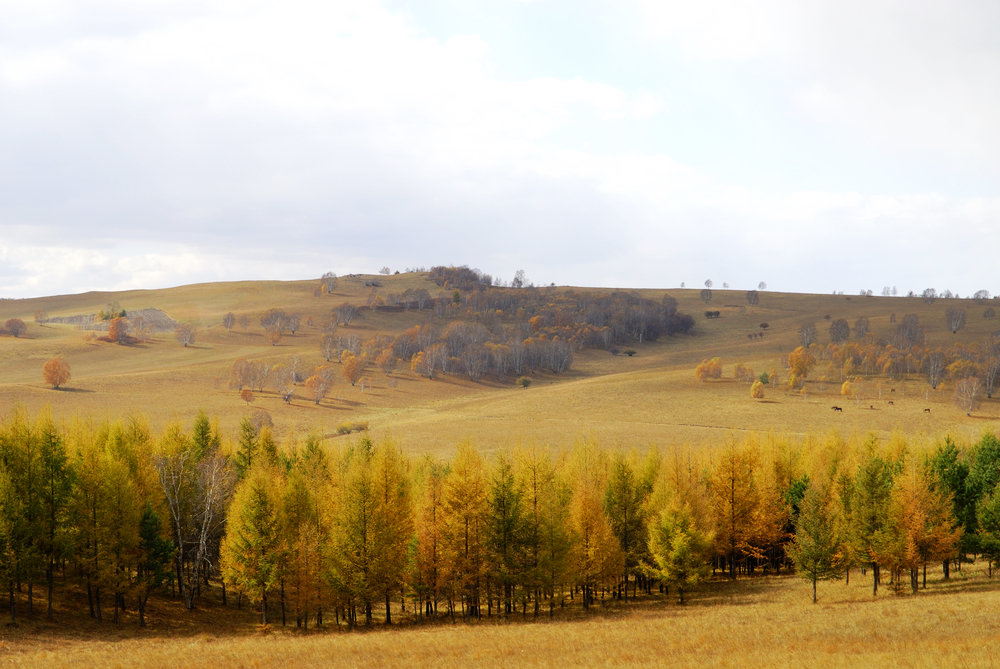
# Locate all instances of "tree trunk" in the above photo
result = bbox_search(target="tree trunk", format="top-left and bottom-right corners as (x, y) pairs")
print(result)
(46, 561), (54, 619)
(910, 567), (918, 594)
(385, 591), (392, 625)
(872, 562), (879, 596)
(943, 559), (950, 579)
(812, 577), (817, 603)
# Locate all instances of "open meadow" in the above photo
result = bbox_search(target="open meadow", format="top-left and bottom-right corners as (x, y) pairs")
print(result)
(2, 273), (1000, 667)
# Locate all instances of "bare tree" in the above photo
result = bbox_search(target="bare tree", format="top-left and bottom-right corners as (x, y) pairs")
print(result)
(946, 308), (966, 334)
(983, 355), (1000, 399)
(925, 351), (947, 389)
(321, 271), (338, 294)
(223, 312), (235, 333)
(829, 318), (850, 343)
(853, 316), (869, 340)
(155, 435), (235, 611)
(176, 323), (196, 347)
(4, 318), (26, 337)
(334, 303), (359, 327)
(798, 322), (817, 347)
(954, 377), (982, 416)
(745, 290), (759, 307)
(700, 288), (713, 304)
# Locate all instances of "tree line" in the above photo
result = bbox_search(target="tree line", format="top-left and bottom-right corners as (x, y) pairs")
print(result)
(4, 408), (1000, 628)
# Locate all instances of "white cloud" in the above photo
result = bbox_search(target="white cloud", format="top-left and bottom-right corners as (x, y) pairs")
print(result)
(0, 0), (997, 299)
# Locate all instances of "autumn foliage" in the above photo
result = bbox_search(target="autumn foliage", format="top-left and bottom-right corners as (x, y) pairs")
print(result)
(694, 357), (722, 382)
(42, 356), (71, 389)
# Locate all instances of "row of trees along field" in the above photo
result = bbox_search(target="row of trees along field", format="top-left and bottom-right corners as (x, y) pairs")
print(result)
(5, 407), (1000, 626)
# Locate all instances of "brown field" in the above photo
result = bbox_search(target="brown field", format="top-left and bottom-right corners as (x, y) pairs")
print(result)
(2, 274), (1000, 666)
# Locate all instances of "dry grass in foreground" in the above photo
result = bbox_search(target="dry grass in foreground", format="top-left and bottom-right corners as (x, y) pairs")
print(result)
(5, 566), (1000, 668)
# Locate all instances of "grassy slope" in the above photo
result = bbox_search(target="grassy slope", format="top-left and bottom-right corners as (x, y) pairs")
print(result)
(1, 276), (998, 454)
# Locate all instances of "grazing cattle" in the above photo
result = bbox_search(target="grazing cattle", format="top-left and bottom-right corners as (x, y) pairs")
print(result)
(831, 406), (843, 412)
(924, 408), (932, 413)
(888, 400), (894, 405)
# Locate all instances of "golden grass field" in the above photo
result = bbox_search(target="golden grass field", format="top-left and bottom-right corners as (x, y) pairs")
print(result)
(3, 273), (1000, 667)
(4, 563), (1000, 668)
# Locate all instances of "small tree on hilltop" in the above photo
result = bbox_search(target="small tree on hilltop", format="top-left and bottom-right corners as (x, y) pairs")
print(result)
(43, 357), (71, 389)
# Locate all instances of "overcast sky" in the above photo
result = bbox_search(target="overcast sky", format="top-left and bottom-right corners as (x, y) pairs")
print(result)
(2, 0), (998, 299)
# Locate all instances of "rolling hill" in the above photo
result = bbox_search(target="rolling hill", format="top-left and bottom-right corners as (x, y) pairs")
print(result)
(1, 271), (998, 454)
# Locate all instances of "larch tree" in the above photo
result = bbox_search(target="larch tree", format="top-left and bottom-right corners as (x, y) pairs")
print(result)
(442, 442), (488, 619)
(892, 462), (961, 592)
(370, 439), (413, 625)
(0, 411), (43, 618)
(646, 499), (712, 604)
(603, 453), (652, 601)
(568, 476), (624, 609)
(279, 466), (325, 629)
(136, 502), (173, 627)
(849, 442), (900, 596)
(411, 456), (447, 618)
(221, 467), (283, 624)
(35, 412), (72, 619)
(567, 440), (623, 610)
(787, 481), (842, 603)
(486, 451), (526, 616)
(709, 440), (762, 579)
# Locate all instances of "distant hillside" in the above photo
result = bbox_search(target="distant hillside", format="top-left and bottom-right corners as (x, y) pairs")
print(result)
(0, 271), (998, 451)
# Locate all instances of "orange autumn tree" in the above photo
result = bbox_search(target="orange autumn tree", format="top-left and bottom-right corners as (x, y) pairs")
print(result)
(892, 462), (961, 592)
(694, 357), (722, 382)
(786, 346), (816, 388)
(43, 357), (71, 389)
